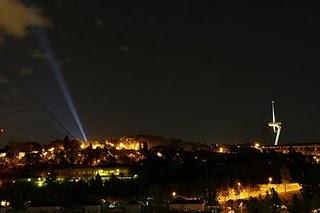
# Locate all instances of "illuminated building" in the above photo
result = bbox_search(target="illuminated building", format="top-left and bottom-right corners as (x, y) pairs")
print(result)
(52, 167), (132, 181)
(116, 140), (140, 150)
(17, 152), (25, 160)
(91, 141), (104, 149)
(215, 146), (229, 153)
(0, 200), (10, 207)
(80, 142), (90, 149)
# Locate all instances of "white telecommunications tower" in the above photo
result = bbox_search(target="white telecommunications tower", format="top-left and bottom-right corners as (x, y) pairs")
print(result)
(268, 101), (282, 146)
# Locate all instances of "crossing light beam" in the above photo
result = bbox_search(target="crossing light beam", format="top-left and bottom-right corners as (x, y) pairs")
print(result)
(36, 30), (87, 141)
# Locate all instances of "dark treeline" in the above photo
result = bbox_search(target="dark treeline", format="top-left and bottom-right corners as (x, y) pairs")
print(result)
(0, 174), (216, 211)
(1, 174), (320, 212)
(233, 187), (320, 213)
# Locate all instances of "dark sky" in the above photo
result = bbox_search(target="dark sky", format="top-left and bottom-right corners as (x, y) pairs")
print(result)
(1, 1), (320, 144)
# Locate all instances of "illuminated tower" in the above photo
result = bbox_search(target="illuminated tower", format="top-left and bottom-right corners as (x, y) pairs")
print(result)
(268, 101), (282, 146)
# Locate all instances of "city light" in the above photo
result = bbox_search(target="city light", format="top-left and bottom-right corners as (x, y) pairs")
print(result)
(115, 142), (140, 150)
(37, 180), (45, 187)
(105, 141), (115, 147)
(48, 147), (55, 152)
(218, 183), (301, 203)
(0, 134), (318, 212)
(0, 3), (319, 213)
(80, 142), (89, 149)
(0, 200), (10, 207)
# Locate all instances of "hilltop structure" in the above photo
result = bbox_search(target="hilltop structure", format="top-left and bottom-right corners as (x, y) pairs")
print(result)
(268, 101), (282, 146)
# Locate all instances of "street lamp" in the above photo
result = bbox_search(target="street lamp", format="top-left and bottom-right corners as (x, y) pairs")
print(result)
(268, 177), (273, 184)
(0, 129), (4, 144)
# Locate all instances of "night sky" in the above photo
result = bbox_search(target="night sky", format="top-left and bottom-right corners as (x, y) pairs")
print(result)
(1, 1), (320, 144)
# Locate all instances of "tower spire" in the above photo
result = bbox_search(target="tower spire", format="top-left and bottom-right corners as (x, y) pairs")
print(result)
(268, 101), (282, 146)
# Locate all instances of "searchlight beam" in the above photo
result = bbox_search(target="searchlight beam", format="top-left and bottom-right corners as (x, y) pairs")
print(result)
(36, 30), (87, 141)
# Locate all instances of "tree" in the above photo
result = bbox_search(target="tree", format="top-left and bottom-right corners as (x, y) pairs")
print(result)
(280, 167), (292, 192)
(289, 194), (303, 213)
(89, 174), (103, 194)
(145, 186), (168, 212)
(247, 197), (260, 213)
(233, 178), (241, 200)
(261, 192), (273, 213)
(63, 137), (80, 151)
(63, 135), (70, 143)
(301, 186), (313, 213)
(310, 194), (320, 210)
(269, 188), (282, 212)
(219, 186), (230, 203)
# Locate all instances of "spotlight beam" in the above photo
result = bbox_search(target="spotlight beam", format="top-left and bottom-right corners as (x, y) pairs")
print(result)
(36, 30), (87, 141)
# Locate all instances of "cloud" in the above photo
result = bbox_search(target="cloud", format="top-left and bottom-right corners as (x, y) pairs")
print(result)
(0, 0), (48, 38)
(0, 75), (9, 84)
(19, 67), (34, 76)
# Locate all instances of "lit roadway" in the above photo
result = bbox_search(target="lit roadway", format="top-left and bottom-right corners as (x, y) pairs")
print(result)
(218, 183), (301, 204)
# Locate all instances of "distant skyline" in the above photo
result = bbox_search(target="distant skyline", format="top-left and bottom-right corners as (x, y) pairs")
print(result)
(1, 1), (320, 144)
